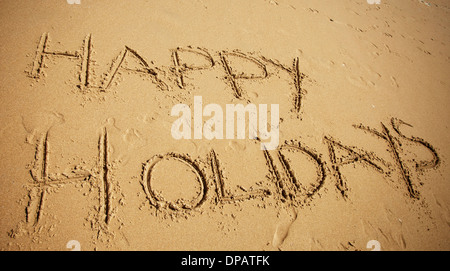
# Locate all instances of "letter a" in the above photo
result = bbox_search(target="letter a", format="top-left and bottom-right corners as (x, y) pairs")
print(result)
(171, 104), (192, 139)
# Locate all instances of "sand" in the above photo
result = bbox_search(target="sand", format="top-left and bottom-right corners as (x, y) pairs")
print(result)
(0, 0), (449, 251)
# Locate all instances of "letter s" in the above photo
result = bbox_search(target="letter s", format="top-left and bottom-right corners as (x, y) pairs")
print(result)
(391, 118), (440, 170)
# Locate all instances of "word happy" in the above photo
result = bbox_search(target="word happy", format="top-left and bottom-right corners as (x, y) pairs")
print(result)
(29, 33), (306, 117)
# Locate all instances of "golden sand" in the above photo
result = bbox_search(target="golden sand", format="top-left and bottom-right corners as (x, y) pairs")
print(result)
(0, 0), (449, 251)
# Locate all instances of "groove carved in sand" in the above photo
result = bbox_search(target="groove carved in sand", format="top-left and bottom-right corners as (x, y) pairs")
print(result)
(29, 33), (308, 118)
(26, 132), (91, 226)
(13, 116), (441, 247)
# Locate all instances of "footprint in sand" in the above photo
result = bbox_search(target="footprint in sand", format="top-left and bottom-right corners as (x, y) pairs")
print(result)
(21, 111), (65, 143)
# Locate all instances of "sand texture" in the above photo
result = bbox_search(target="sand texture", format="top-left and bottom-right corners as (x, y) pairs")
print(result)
(0, 0), (449, 251)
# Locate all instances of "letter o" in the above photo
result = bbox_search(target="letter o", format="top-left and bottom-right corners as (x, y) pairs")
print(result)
(141, 153), (207, 211)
